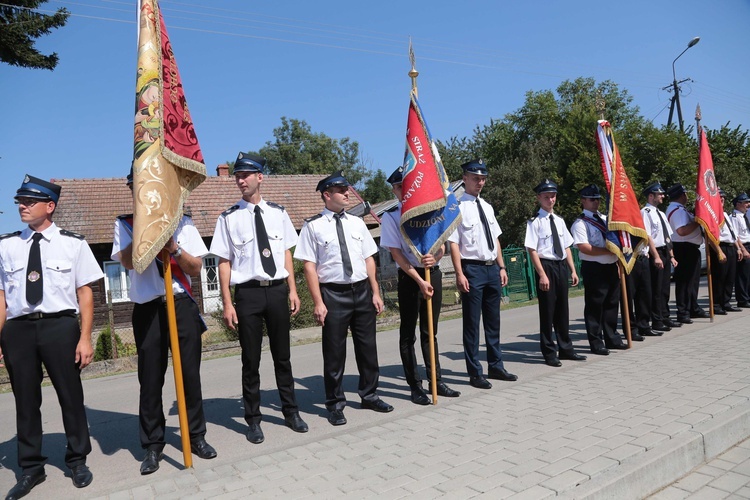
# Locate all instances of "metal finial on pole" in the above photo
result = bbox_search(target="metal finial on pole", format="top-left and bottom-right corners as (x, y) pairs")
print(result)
(595, 91), (606, 120)
(408, 37), (419, 96)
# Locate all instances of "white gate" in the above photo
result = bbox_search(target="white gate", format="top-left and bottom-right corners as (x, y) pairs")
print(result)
(201, 255), (221, 313)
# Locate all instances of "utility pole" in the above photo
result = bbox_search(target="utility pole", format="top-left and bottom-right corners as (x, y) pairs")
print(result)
(665, 37), (700, 132)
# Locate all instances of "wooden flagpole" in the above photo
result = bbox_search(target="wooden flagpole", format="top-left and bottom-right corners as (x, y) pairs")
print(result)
(162, 248), (193, 468)
(410, 41), (438, 405)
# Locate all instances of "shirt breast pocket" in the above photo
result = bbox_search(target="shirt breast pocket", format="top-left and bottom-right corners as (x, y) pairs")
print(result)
(46, 259), (73, 289)
(350, 232), (364, 255)
(460, 220), (477, 244)
(2, 261), (24, 293)
(267, 231), (285, 259)
(229, 229), (253, 260)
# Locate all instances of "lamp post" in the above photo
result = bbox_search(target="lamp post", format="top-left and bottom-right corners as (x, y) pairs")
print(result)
(666, 36), (700, 132)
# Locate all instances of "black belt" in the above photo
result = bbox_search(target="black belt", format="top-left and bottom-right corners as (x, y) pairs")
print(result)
(236, 278), (286, 288)
(673, 241), (699, 247)
(148, 292), (190, 304)
(320, 279), (368, 292)
(461, 259), (496, 266)
(398, 266), (439, 275)
(656, 245), (669, 251)
(540, 258), (566, 264)
(720, 242), (734, 248)
(637, 254), (649, 261)
(11, 309), (76, 321)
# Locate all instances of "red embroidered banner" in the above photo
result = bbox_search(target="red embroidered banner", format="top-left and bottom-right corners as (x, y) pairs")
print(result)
(131, 0), (206, 273)
(695, 127), (724, 259)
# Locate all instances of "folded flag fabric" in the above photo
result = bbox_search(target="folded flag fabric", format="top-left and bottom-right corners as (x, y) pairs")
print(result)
(695, 126), (725, 260)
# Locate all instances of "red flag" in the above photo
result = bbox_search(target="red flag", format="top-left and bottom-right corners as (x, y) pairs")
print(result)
(131, 0), (206, 273)
(596, 120), (647, 273)
(695, 127), (725, 259)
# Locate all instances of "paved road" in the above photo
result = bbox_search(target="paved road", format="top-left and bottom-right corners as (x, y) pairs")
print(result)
(1, 281), (749, 499)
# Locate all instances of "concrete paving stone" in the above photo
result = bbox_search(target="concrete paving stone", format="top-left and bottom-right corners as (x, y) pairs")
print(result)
(573, 455), (619, 477)
(603, 443), (645, 462)
(592, 423), (628, 439)
(698, 403), (733, 417)
(157, 488), (202, 500)
(631, 431), (672, 450)
(504, 447), (546, 465)
(567, 433), (607, 452)
(506, 458), (549, 478)
(504, 471), (553, 493)
(540, 468), (589, 493)
(128, 484), (156, 498)
(621, 422), (660, 439)
(339, 474), (384, 493)
(648, 486), (691, 500)
(709, 471), (750, 493)
(505, 485), (555, 499)
(687, 484), (733, 498)
(406, 459), (452, 478)
(538, 457), (582, 477)
(193, 468), (222, 483)
(562, 418), (598, 433)
(653, 421), (694, 438)
(401, 471), (452, 493)
(707, 458), (741, 472)
(735, 486), (750, 498)
(648, 413), (682, 428)
(173, 473), (200, 488)
(152, 478), (178, 494)
(694, 464), (733, 478)
(732, 459), (750, 476)
(642, 406), (674, 419)
(434, 472), (484, 493)
(210, 463), (240, 478)
(369, 472), (416, 493)
(720, 446), (750, 464)
(536, 436), (576, 452)
(467, 472), (516, 492)
(674, 471), (715, 492)
(536, 445), (578, 465)
(569, 444), (611, 463)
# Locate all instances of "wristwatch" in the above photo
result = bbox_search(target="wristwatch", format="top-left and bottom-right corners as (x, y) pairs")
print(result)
(171, 246), (183, 258)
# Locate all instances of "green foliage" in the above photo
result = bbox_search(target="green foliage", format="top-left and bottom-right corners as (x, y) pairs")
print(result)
(359, 169), (392, 205)
(0, 1), (69, 70)
(94, 325), (124, 361)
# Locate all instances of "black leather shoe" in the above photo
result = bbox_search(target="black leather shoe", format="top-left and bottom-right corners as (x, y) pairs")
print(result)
(690, 310), (710, 319)
(246, 423), (265, 444)
(432, 381), (461, 397)
(631, 333), (645, 341)
(713, 308), (727, 315)
(663, 319), (681, 328)
(361, 398), (394, 413)
(70, 464), (93, 488)
(327, 409), (347, 426)
(284, 412), (309, 433)
(559, 352), (587, 361)
(545, 357), (562, 367)
(641, 329), (663, 337)
(191, 438), (217, 459)
(410, 386), (430, 405)
(677, 317), (693, 324)
(725, 305), (742, 312)
(488, 368), (518, 382)
(738, 302), (750, 308)
(607, 344), (628, 350)
(591, 347), (610, 355)
(6, 470), (46, 499)
(469, 376), (492, 389)
(651, 322), (671, 332)
(140, 450), (162, 475)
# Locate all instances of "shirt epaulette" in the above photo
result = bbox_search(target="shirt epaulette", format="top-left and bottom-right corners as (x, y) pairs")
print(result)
(266, 201), (286, 212)
(644, 207), (651, 212)
(385, 204), (399, 213)
(117, 213), (133, 220)
(0, 231), (21, 240)
(60, 229), (85, 240)
(222, 205), (240, 217)
(578, 213), (585, 219)
(183, 212), (193, 219)
(529, 211), (540, 222)
(305, 214), (323, 223)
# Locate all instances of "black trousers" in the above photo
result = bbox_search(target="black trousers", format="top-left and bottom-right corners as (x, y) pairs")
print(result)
(234, 281), (298, 424)
(650, 246), (671, 324)
(536, 259), (574, 360)
(711, 243), (737, 309)
(397, 267), (443, 387)
(673, 242), (701, 318)
(1, 315), (91, 473)
(132, 295), (206, 452)
(623, 256), (652, 333)
(460, 262), (505, 377)
(320, 281), (380, 410)
(736, 243), (750, 304)
(581, 261), (622, 349)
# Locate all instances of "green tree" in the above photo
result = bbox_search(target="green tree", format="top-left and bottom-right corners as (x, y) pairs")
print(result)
(256, 117), (365, 185)
(359, 169), (392, 205)
(0, 1), (69, 70)
(705, 123), (750, 200)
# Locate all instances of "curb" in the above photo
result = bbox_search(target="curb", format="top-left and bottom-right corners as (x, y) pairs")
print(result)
(563, 402), (750, 499)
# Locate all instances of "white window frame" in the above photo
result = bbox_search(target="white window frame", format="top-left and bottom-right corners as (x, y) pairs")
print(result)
(103, 261), (130, 303)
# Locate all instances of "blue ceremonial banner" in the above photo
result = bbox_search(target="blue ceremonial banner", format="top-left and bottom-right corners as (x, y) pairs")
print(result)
(400, 91), (461, 257)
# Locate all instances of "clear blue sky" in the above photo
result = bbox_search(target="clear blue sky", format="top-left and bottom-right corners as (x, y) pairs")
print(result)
(1, 0), (748, 234)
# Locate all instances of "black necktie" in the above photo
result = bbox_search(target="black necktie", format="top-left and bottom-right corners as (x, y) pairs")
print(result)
(549, 215), (563, 259)
(26, 232), (44, 304)
(745, 214), (750, 234)
(334, 213), (353, 277)
(476, 198), (494, 251)
(594, 212), (605, 225)
(725, 215), (736, 240)
(255, 205), (277, 277)
(657, 211), (672, 249)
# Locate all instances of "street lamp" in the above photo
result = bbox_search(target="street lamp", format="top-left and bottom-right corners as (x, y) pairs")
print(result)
(667, 36), (700, 132)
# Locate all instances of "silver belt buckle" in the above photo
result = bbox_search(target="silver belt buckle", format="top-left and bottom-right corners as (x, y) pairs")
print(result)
(259, 280), (270, 287)
(485, 260), (493, 266)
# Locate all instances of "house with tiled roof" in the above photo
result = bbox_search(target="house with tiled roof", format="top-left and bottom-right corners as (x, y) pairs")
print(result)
(51, 166), (376, 326)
